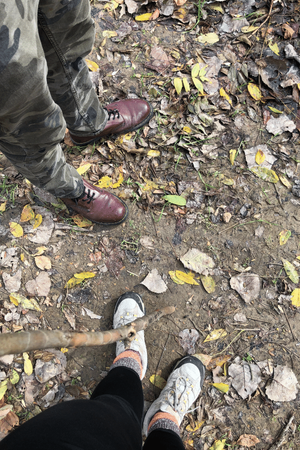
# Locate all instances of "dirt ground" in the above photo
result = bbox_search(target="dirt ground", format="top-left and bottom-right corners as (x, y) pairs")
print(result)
(1, 0), (300, 448)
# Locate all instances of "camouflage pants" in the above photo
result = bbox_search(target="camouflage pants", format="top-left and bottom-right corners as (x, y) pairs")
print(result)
(0, 0), (108, 198)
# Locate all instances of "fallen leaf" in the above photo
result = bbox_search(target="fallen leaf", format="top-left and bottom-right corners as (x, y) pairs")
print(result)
(169, 271), (185, 285)
(282, 23), (295, 39)
(0, 408), (19, 436)
(279, 229), (291, 246)
(135, 13), (152, 21)
(194, 353), (212, 367)
(141, 268), (167, 294)
(200, 275), (215, 293)
(150, 374), (166, 389)
(9, 222), (23, 237)
(266, 114), (296, 135)
(228, 362), (261, 399)
(102, 30), (118, 38)
(255, 149), (265, 165)
(25, 271), (51, 296)
(241, 25), (258, 33)
(229, 149), (236, 165)
(191, 64), (200, 78)
(72, 214), (93, 228)
(150, 8), (160, 20)
(279, 174), (292, 189)
(269, 42), (279, 56)
(247, 83), (262, 101)
(183, 126), (192, 134)
(82, 307), (102, 320)
(9, 293), (42, 311)
(26, 207), (54, 245)
(282, 259), (299, 283)
(237, 434), (260, 447)
(196, 32), (219, 44)
(192, 77), (204, 94)
(33, 214), (42, 229)
(96, 176), (112, 188)
(65, 272), (96, 288)
(291, 288), (300, 307)
(207, 355), (231, 371)
(20, 204), (35, 222)
(65, 278), (84, 289)
(180, 249), (215, 276)
(23, 352), (33, 376)
(174, 78), (183, 95)
(0, 201), (7, 212)
(178, 329), (200, 355)
(212, 383), (229, 394)
(0, 380), (8, 401)
(268, 106), (283, 114)
(60, 348), (68, 353)
(9, 370), (19, 385)
(2, 269), (22, 293)
(265, 365), (298, 401)
(186, 420), (205, 432)
(204, 329), (227, 343)
(85, 59), (99, 72)
(112, 171), (124, 188)
(35, 255), (51, 270)
(219, 87), (232, 105)
(74, 272), (96, 280)
(251, 167), (279, 183)
(183, 78), (190, 92)
(147, 150), (160, 157)
(209, 439), (226, 450)
(77, 163), (91, 175)
(230, 273), (260, 303)
(63, 307), (76, 329)
(174, 271), (199, 285)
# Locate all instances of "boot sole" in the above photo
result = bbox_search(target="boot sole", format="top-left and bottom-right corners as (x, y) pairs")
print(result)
(71, 105), (154, 147)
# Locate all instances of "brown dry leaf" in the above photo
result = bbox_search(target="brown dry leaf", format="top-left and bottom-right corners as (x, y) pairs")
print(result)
(32, 246), (47, 257)
(35, 255), (51, 270)
(150, 8), (160, 20)
(9, 222), (23, 237)
(150, 374), (167, 389)
(72, 214), (92, 228)
(207, 355), (231, 371)
(25, 271), (51, 296)
(20, 204), (35, 222)
(0, 409), (19, 437)
(282, 23), (295, 39)
(63, 307), (76, 329)
(237, 434), (260, 447)
(174, 0), (187, 5)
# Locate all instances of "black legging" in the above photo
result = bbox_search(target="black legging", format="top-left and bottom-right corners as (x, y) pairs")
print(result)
(0, 367), (185, 450)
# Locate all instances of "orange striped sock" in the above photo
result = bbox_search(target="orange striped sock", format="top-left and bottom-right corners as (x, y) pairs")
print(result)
(148, 411), (180, 436)
(111, 350), (143, 379)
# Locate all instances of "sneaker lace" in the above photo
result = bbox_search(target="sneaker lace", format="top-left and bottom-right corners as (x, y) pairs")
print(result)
(75, 188), (95, 205)
(106, 108), (120, 120)
(164, 376), (194, 415)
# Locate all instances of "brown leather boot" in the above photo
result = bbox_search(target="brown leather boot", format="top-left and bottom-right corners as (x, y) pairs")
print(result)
(69, 99), (153, 146)
(61, 179), (128, 225)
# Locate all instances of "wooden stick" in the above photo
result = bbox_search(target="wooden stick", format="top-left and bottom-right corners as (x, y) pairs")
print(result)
(268, 414), (294, 450)
(0, 306), (175, 357)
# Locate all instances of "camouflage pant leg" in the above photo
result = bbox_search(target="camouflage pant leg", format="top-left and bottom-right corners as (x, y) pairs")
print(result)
(0, 0), (106, 198)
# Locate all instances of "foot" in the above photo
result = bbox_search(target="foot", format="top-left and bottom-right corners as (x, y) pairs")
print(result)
(61, 179), (128, 225)
(113, 292), (147, 379)
(143, 356), (205, 436)
(70, 99), (153, 146)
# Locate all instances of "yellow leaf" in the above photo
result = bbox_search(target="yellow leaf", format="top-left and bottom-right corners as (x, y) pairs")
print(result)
(220, 87), (232, 105)
(9, 222), (23, 237)
(169, 271), (185, 285)
(208, 3), (224, 13)
(20, 204), (35, 222)
(186, 420), (205, 432)
(112, 172), (124, 188)
(96, 176), (112, 188)
(186, 439), (194, 446)
(135, 13), (152, 21)
(255, 149), (265, 165)
(191, 64), (200, 78)
(103, 30), (118, 38)
(210, 439), (226, 450)
(0, 201), (7, 212)
(204, 329), (227, 343)
(241, 25), (259, 33)
(32, 246), (47, 257)
(229, 149), (236, 165)
(147, 150), (160, 157)
(251, 167), (279, 183)
(142, 180), (159, 191)
(23, 352), (33, 376)
(35, 255), (52, 270)
(247, 83), (262, 101)
(175, 271), (199, 285)
(183, 126), (192, 134)
(174, 78), (183, 95)
(194, 353), (212, 367)
(20, 253), (25, 262)
(77, 163), (91, 175)
(279, 229), (291, 246)
(33, 214), (42, 229)
(65, 272), (96, 289)
(64, 277), (81, 289)
(60, 348), (69, 353)
(10, 369), (19, 385)
(196, 32), (219, 44)
(104, 0), (118, 10)
(200, 275), (215, 293)
(268, 106), (283, 114)
(212, 383), (230, 394)
(221, 177), (234, 186)
(192, 77), (204, 94)
(279, 174), (292, 189)
(72, 214), (93, 228)
(282, 259), (299, 284)
(149, 374), (167, 389)
(9, 293), (42, 311)
(269, 42), (280, 56)
(291, 288), (300, 307)
(0, 380), (8, 401)
(183, 78), (190, 92)
(85, 59), (99, 72)
(74, 272), (96, 280)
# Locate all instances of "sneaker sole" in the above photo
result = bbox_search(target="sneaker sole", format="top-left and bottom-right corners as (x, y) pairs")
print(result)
(71, 105), (154, 147)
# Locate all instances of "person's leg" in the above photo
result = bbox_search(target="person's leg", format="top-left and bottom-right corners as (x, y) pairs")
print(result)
(143, 356), (206, 450)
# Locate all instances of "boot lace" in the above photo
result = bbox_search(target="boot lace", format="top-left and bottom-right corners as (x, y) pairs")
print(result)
(75, 188), (95, 205)
(106, 108), (120, 120)
(163, 375), (195, 415)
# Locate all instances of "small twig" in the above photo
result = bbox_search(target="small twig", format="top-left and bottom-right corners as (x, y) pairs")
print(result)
(273, 184), (285, 211)
(212, 330), (245, 357)
(165, 234), (180, 260)
(250, 0), (274, 36)
(283, 307), (297, 341)
(268, 414), (294, 450)
(247, 316), (273, 324)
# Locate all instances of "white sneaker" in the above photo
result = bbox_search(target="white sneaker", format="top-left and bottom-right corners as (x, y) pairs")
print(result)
(113, 292), (147, 379)
(143, 356), (205, 436)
